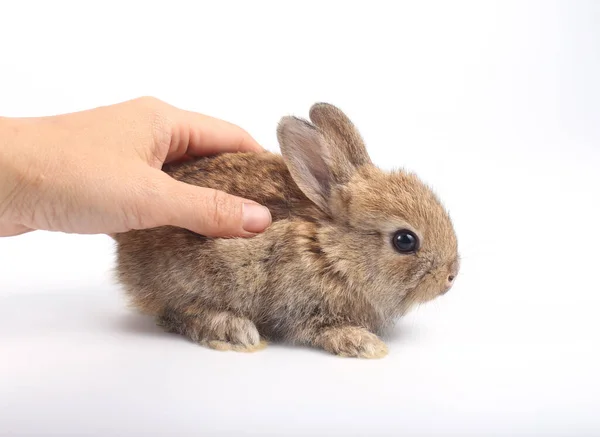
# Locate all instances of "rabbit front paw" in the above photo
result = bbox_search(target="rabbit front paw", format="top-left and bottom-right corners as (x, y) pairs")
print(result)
(315, 326), (388, 359)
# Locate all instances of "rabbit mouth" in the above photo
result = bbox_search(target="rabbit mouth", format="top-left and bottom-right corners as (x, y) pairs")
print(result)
(398, 266), (446, 309)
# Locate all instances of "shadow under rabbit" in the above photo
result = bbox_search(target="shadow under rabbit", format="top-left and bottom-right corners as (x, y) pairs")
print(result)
(119, 310), (422, 356)
(117, 311), (172, 338)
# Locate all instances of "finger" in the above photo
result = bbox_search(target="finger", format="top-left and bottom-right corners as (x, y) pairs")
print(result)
(164, 107), (264, 163)
(145, 172), (272, 237)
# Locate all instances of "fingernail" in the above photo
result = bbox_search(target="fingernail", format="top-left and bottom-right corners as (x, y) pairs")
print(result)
(242, 203), (272, 233)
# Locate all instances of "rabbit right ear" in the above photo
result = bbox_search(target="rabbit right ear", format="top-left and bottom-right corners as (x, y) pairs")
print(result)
(277, 116), (333, 212)
(308, 103), (371, 177)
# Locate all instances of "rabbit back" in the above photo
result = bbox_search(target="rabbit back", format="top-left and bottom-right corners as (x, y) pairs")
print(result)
(114, 152), (331, 328)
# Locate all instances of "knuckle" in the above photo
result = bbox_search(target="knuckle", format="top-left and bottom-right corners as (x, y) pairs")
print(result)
(133, 97), (168, 131)
(134, 97), (172, 164)
(150, 115), (171, 165)
(135, 96), (164, 109)
(206, 190), (237, 231)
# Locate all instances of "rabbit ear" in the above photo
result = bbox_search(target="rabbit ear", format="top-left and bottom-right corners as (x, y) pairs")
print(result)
(309, 103), (371, 182)
(278, 104), (372, 212)
(278, 116), (333, 211)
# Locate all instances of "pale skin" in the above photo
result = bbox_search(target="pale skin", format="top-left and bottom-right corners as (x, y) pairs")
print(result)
(0, 97), (272, 238)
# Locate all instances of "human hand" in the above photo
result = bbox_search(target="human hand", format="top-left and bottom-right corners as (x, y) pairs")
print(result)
(0, 97), (272, 238)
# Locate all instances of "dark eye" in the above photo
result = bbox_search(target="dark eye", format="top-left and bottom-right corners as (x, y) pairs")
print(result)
(392, 230), (420, 253)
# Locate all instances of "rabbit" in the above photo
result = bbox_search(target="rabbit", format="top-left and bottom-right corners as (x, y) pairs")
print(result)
(114, 103), (459, 359)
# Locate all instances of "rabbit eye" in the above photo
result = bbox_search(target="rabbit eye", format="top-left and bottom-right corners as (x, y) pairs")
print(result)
(392, 230), (419, 253)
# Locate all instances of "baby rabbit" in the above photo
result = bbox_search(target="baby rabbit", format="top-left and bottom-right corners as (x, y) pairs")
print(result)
(114, 103), (459, 358)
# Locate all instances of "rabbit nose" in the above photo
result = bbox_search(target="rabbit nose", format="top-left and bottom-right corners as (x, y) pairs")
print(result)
(442, 273), (457, 294)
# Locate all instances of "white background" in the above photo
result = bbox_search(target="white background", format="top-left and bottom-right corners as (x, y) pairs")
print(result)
(1, 1), (599, 436)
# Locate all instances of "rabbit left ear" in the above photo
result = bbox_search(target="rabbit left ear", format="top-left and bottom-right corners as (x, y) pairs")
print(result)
(277, 104), (372, 213)
(277, 116), (333, 212)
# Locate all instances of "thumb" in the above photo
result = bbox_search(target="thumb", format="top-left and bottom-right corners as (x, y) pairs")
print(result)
(145, 172), (272, 237)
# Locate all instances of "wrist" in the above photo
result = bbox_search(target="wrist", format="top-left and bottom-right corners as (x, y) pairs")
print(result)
(0, 117), (41, 224)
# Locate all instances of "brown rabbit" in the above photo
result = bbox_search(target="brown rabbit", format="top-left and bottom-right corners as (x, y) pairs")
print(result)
(114, 103), (459, 358)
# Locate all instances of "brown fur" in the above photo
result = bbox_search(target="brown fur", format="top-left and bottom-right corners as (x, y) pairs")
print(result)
(114, 103), (459, 358)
